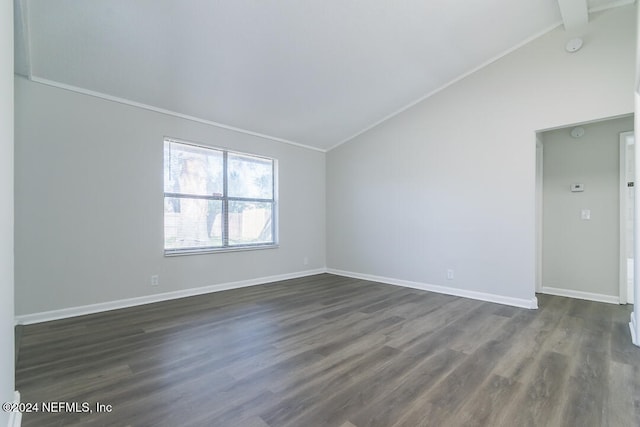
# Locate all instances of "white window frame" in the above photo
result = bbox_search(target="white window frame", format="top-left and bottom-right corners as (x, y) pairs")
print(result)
(164, 137), (278, 256)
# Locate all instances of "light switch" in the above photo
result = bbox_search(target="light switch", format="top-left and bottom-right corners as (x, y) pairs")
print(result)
(571, 183), (584, 192)
(581, 209), (591, 220)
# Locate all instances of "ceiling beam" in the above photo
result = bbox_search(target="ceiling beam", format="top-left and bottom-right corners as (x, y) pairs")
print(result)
(13, 0), (32, 78)
(557, 0), (589, 31)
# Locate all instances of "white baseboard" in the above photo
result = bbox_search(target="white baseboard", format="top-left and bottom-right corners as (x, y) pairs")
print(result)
(327, 268), (538, 309)
(15, 267), (543, 324)
(541, 286), (620, 304)
(7, 391), (21, 427)
(630, 312), (639, 347)
(15, 269), (327, 325)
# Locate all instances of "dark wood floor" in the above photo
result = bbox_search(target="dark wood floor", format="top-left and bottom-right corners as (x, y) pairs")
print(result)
(15, 273), (640, 426)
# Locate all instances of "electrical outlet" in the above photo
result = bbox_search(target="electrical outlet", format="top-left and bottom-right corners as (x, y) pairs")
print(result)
(447, 269), (454, 280)
(303, 256), (309, 265)
(151, 275), (159, 286)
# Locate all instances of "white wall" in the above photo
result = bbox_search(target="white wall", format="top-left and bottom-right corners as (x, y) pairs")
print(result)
(542, 117), (633, 300)
(14, 78), (326, 316)
(326, 6), (635, 303)
(0, 0), (15, 424)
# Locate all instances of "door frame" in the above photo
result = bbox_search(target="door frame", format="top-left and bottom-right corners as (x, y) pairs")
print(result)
(619, 130), (634, 304)
(535, 137), (543, 294)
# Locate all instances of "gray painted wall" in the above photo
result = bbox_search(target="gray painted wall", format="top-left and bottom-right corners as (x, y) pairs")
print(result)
(1, 0), (15, 423)
(14, 78), (326, 315)
(326, 6), (635, 301)
(542, 117), (633, 298)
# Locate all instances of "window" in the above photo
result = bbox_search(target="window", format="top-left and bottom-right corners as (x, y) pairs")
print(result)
(164, 138), (277, 254)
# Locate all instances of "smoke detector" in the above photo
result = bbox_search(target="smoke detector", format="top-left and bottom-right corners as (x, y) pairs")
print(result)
(565, 38), (583, 53)
(571, 127), (585, 138)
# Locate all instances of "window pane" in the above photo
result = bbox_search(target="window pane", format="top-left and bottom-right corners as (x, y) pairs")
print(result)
(164, 141), (223, 197)
(164, 197), (223, 249)
(228, 153), (273, 199)
(228, 201), (273, 245)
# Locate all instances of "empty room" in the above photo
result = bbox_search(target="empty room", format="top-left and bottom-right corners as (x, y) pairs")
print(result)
(2, 0), (640, 426)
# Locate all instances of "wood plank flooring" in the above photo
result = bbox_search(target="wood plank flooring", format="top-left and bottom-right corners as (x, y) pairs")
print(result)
(14, 273), (640, 426)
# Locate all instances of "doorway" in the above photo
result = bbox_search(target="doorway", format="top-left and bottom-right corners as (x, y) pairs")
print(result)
(536, 115), (634, 304)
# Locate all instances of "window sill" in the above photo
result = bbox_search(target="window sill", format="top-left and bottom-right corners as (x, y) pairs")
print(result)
(164, 244), (279, 257)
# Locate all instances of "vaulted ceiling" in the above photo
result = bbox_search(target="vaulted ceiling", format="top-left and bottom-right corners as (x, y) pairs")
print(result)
(14, 0), (633, 151)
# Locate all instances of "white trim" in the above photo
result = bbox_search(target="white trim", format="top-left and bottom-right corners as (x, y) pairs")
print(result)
(620, 131), (626, 303)
(620, 132), (627, 304)
(588, 0), (635, 13)
(619, 131), (634, 304)
(541, 286), (620, 304)
(537, 113), (634, 134)
(535, 137), (544, 294)
(22, 76), (326, 154)
(7, 391), (21, 427)
(14, 269), (327, 325)
(327, 268), (538, 309)
(633, 88), (640, 346)
(164, 244), (279, 257)
(630, 312), (639, 346)
(327, 20), (563, 152)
